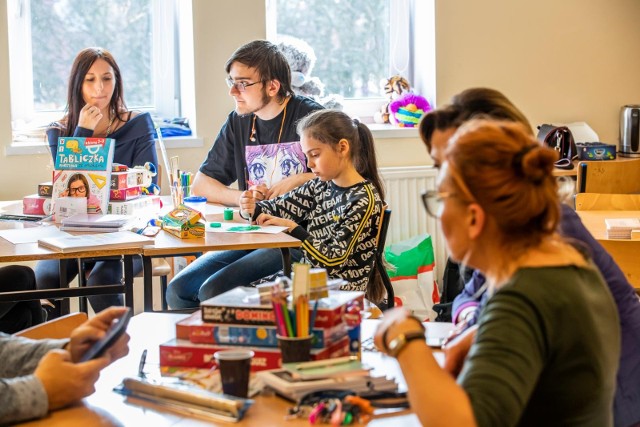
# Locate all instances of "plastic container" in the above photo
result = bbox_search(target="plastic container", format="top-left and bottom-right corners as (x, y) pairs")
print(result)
(183, 195), (207, 213)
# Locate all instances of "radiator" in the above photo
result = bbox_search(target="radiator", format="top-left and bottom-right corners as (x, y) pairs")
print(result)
(379, 166), (447, 286)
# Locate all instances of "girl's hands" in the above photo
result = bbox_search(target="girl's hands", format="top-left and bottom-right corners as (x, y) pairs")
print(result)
(78, 104), (103, 130)
(255, 213), (297, 232)
(239, 183), (268, 219)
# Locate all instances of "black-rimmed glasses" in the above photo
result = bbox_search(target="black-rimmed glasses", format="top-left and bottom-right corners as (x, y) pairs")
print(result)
(226, 77), (262, 92)
(69, 185), (86, 195)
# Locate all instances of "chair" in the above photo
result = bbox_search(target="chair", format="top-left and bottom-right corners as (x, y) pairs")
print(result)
(576, 159), (640, 194)
(575, 193), (640, 211)
(371, 207), (394, 311)
(15, 312), (87, 339)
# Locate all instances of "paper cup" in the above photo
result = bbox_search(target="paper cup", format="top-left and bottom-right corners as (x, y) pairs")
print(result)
(214, 349), (254, 398)
(277, 335), (313, 364)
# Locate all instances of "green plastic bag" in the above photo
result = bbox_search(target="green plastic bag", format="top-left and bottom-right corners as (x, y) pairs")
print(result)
(385, 234), (440, 321)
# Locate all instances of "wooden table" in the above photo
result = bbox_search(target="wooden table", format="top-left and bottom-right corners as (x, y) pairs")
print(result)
(576, 210), (640, 288)
(0, 211), (138, 312)
(140, 210), (302, 311)
(16, 312), (449, 426)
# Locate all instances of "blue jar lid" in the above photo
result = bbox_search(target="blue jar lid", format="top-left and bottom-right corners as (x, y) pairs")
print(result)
(184, 196), (207, 203)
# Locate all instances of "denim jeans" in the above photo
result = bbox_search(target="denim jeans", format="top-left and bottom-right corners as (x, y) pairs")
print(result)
(166, 248), (303, 309)
(35, 256), (143, 313)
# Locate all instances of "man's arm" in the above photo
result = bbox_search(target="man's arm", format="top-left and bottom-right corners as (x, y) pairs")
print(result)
(192, 171), (243, 206)
(267, 172), (314, 199)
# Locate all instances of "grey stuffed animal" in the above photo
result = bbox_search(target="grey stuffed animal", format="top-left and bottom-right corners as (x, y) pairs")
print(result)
(277, 35), (343, 110)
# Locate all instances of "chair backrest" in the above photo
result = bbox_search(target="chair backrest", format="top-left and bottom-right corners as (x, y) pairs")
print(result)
(15, 312), (88, 340)
(576, 159), (640, 194)
(372, 207), (394, 310)
(575, 193), (640, 211)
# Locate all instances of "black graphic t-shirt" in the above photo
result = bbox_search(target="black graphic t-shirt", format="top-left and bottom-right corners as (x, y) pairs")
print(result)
(199, 95), (323, 191)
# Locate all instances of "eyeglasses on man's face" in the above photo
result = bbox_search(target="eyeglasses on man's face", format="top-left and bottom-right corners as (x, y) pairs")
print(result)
(226, 77), (262, 93)
(421, 190), (459, 218)
(69, 185), (86, 195)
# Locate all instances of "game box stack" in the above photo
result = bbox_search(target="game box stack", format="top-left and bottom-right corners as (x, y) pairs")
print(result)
(160, 286), (364, 372)
(107, 163), (161, 215)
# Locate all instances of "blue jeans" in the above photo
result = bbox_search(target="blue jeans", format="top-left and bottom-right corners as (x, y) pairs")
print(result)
(35, 256), (142, 313)
(166, 248), (302, 309)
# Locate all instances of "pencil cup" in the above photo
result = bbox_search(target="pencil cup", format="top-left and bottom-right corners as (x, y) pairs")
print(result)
(277, 335), (313, 364)
(170, 184), (192, 208)
(214, 349), (254, 398)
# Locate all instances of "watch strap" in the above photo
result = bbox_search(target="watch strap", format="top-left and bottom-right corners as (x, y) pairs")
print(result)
(387, 330), (425, 358)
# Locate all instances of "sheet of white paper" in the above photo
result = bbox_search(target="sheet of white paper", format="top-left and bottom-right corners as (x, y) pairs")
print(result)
(205, 222), (288, 234)
(0, 225), (71, 244)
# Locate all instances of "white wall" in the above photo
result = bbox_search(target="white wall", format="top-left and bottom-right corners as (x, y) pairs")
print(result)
(1, 0), (639, 200)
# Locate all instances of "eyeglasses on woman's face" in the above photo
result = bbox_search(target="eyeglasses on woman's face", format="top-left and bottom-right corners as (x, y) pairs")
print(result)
(69, 185), (87, 195)
(225, 77), (262, 93)
(421, 190), (461, 218)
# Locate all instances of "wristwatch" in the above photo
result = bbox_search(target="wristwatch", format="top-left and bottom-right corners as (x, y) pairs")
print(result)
(387, 330), (426, 358)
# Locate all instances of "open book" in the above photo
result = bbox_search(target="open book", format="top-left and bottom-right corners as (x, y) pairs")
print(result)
(38, 231), (154, 253)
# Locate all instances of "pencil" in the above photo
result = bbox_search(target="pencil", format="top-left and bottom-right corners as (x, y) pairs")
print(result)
(308, 298), (320, 334)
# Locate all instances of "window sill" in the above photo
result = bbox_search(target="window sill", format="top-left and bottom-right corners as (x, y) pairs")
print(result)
(365, 123), (419, 140)
(5, 136), (204, 156)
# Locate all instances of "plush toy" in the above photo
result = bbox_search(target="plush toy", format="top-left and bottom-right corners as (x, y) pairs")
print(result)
(373, 75), (411, 124)
(133, 162), (161, 195)
(389, 93), (432, 128)
(277, 35), (343, 110)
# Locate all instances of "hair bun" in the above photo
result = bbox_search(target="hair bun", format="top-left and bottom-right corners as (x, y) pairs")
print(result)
(517, 145), (556, 184)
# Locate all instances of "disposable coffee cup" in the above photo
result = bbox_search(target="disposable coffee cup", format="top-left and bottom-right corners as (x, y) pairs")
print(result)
(277, 335), (313, 364)
(214, 349), (254, 398)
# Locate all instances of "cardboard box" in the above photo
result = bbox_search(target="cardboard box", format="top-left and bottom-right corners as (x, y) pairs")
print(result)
(110, 170), (143, 190)
(576, 142), (617, 161)
(38, 182), (53, 198)
(23, 194), (53, 215)
(107, 195), (161, 215)
(162, 205), (204, 239)
(109, 186), (142, 201)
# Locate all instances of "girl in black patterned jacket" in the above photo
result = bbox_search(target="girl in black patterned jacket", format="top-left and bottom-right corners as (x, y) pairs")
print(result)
(245, 110), (385, 298)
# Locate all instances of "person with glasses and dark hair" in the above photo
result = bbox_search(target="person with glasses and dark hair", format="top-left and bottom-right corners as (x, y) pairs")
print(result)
(375, 120), (620, 426)
(60, 173), (102, 214)
(192, 40), (323, 206)
(36, 47), (156, 317)
(419, 87), (640, 427)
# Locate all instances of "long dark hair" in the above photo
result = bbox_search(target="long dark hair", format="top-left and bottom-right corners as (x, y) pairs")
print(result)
(61, 47), (126, 137)
(297, 109), (387, 303)
(225, 40), (293, 102)
(297, 110), (385, 200)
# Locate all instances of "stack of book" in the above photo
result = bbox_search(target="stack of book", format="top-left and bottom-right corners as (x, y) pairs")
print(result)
(108, 163), (161, 215)
(161, 286), (364, 372)
(256, 357), (398, 402)
(605, 218), (640, 239)
(22, 181), (53, 216)
(60, 213), (134, 232)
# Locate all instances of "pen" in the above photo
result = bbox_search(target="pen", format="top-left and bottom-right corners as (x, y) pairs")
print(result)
(295, 355), (359, 370)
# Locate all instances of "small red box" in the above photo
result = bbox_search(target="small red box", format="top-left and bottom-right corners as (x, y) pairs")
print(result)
(23, 194), (53, 215)
(109, 186), (142, 201)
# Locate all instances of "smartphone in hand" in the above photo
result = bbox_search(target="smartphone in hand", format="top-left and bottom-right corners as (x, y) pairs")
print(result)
(79, 308), (132, 362)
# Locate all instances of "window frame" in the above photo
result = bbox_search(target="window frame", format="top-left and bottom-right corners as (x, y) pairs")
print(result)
(265, 0), (420, 122)
(7, 0), (181, 139)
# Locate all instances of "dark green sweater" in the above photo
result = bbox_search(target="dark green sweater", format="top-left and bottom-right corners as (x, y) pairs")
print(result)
(459, 265), (620, 427)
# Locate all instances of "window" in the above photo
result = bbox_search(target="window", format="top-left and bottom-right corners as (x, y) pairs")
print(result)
(7, 0), (181, 142)
(266, 0), (430, 121)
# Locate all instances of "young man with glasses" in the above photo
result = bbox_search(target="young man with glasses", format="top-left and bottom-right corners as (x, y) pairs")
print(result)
(192, 40), (323, 206)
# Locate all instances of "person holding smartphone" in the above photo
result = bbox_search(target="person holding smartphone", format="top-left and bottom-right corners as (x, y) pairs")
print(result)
(0, 307), (130, 424)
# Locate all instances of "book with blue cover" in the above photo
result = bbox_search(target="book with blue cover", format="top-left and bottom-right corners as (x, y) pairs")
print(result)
(51, 137), (115, 219)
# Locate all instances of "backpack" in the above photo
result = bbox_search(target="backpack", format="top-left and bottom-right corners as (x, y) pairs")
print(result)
(536, 124), (577, 170)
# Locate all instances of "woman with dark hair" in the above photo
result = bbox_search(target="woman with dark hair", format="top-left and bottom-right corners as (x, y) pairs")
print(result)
(375, 120), (619, 426)
(37, 47), (157, 315)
